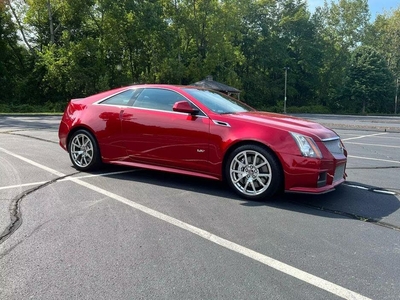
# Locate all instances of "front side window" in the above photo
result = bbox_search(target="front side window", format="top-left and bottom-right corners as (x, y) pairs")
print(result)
(133, 88), (186, 111)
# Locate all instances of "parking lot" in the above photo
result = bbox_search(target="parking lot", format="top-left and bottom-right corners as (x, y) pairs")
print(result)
(0, 115), (399, 300)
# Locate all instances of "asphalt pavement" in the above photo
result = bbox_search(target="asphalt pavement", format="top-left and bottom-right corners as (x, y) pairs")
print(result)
(0, 114), (399, 300)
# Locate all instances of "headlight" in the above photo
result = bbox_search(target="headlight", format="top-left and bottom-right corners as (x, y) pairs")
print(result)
(290, 132), (322, 158)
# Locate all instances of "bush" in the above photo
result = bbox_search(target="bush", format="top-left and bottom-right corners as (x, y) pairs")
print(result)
(287, 105), (331, 114)
(0, 102), (67, 114)
(261, 105), (332, 114)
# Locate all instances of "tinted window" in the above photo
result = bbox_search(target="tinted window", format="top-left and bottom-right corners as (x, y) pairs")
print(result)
(183, 88), (253, 114)
(133, 88), (184, 111)
(101, 89), (137, 106)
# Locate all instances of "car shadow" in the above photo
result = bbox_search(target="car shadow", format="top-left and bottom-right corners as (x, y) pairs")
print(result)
(259, 184), (400, 228)
(97, 165), (400, 229)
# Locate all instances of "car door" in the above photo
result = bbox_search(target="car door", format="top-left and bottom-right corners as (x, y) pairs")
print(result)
(92, 89), (140, 161)
(120, 88), (212, 173)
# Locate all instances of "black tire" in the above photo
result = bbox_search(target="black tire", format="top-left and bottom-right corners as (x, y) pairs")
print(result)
(68, 129), (101, 171)
(224, 144), (283, 200)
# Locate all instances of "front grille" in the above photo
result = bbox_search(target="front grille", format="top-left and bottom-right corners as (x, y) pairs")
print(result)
(323, 139), (343, 155)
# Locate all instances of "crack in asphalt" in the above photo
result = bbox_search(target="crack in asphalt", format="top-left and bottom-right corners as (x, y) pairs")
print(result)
(1, 128), (52, 134)
(289, 200), (400, 232)
(286, 182), (400, 232)
(7, 132), (58, 144)
(0, 221), (51, 259)
(0, 172), (79, 245)
(2, 129), (399, 240)
(1, 170), (399, 249)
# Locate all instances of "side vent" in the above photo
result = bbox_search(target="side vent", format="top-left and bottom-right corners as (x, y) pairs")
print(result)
(213, 120), (231, 127)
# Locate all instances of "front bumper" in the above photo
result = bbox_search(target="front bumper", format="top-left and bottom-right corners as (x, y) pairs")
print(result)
(281, 153), (347, 194)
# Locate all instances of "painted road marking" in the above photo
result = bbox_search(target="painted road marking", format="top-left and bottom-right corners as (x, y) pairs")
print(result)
(0, 181), (47, 191)
(370, 136), (400, 140)
(345, 183), (397, 196)
(0, 146), (372, 300)
(345, 142), (400, 149)
(342, 133), (388, 141)
(340, 134), (400, 141)
(348, 155), (400, 165)
(0, 170), (136, 191)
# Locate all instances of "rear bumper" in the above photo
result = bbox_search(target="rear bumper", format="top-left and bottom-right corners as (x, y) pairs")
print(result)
(58, 119), (69, 151)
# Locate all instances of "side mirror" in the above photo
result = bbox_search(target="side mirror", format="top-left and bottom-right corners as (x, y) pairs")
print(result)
(173, 101), (199, 115)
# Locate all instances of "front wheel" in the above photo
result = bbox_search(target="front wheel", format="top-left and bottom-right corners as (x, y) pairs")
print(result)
(225, 145), (283, 200)
(68, 129), (101, 171)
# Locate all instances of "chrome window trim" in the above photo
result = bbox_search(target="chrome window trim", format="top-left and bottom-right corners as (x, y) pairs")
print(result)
(94, 104), (133, 109)
(127, 106), (209, 118)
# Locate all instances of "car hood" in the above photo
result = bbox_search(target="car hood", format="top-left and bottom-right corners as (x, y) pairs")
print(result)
(226, 111), (338, 141)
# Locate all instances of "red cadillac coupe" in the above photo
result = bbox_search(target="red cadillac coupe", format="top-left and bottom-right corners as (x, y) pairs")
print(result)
(58, 84), (347, 200)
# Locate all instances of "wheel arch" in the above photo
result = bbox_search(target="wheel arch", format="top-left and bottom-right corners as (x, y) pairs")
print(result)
(67, 125), (101, 157)
(222, 140), (285, 191)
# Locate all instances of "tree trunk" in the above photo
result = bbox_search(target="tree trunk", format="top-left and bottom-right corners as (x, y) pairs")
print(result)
(47, 0), (54, 44)
(5, 0), (32, 51)
(362, 99), (366, 114)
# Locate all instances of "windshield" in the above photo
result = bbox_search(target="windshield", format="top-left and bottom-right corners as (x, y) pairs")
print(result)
(183, 88), (254, 114)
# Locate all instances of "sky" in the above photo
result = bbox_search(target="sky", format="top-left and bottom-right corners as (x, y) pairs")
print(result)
(307, 0), (400, 19)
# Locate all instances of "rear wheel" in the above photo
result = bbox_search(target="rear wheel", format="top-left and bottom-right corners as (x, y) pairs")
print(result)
(68, 129), (101, 171)
(225, 145), (282, 200)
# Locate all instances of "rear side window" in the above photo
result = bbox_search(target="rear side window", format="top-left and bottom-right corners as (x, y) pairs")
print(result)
(100, 89), (138, 106)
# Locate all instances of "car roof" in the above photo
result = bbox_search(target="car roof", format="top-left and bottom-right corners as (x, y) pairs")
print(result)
(124, 84), (201, 90)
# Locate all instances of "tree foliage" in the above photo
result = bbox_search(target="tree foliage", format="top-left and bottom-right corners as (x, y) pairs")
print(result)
(0, 0), (399, 114)
(0, 2), (31, 105)
(341, 46), (393, 113)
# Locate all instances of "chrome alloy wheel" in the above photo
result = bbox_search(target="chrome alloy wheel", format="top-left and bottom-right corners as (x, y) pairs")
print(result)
(70, 133), (94, 168)
(229, 150), (272, 196)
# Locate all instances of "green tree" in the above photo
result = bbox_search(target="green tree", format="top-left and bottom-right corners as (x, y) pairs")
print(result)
(25, 0), (102, 100)
(313, 0), (370, 109)
(341, 46), (393, 113)
(366, 7), (400, 110)
(233, 0), (323, 108)
(279, 0), (323, 107)
(162, 0), (242, 86)
(0, 2), (32, 105)
(24, 0), (171, 100)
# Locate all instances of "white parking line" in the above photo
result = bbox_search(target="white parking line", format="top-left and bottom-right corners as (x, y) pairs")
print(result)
(0, 146), (371, 300)
(348, 155), (400, 165)
(342, 133), (388, 141)
(0, 181), (47, 191)
(345, 142), (400, 149)
(0, 170), (136, 191)
(339, 134), (400, 141)
(370, 136), (400, 140)
(345, 184), (397, 195)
